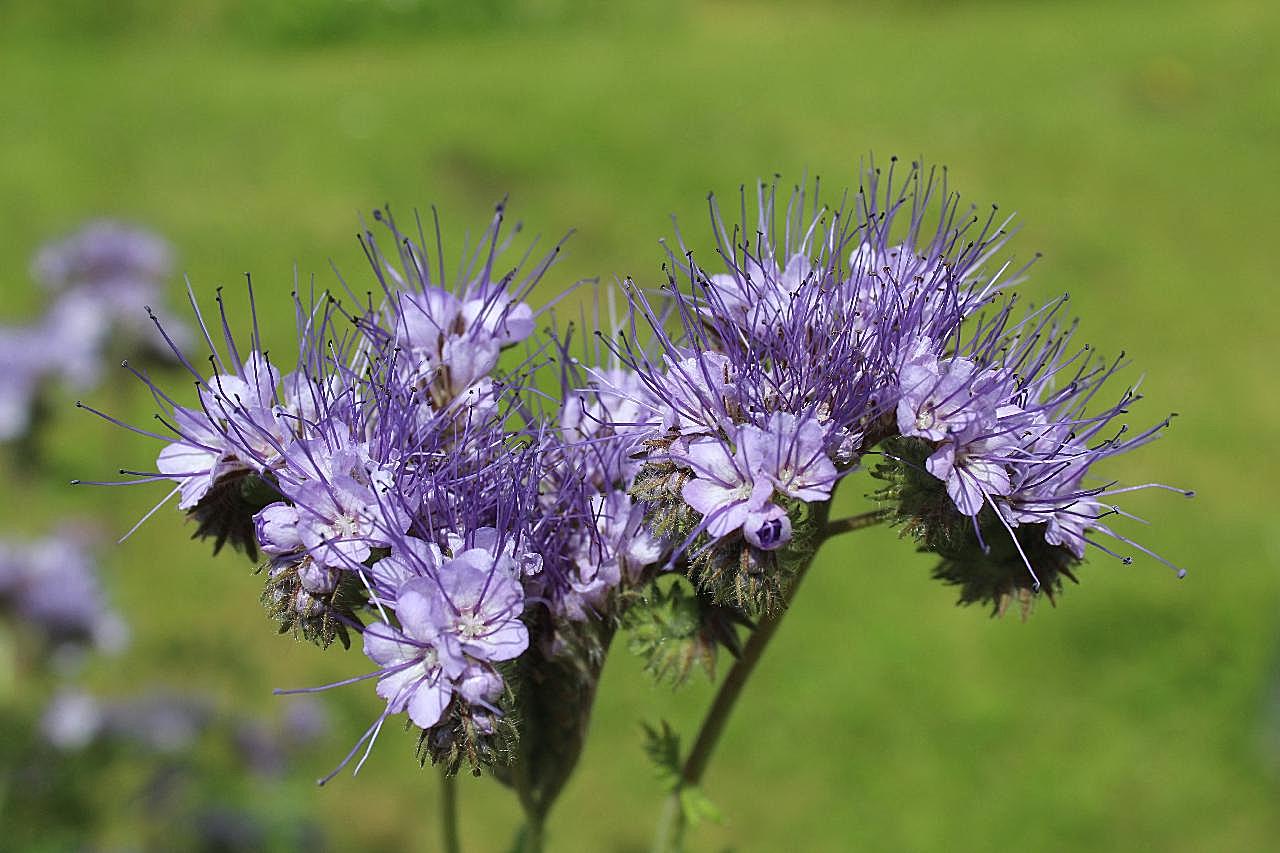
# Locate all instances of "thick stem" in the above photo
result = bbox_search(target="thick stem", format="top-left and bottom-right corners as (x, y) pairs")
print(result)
(513, 815), (545, 853)
(510, 763), (545, 853)
(440, 769), (461, 853)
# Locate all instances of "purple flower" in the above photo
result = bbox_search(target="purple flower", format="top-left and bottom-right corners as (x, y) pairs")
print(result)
(895, 353), (984, 441)
(560, 367), (663, 456)
(32, 220), (192, 358)
(38, 289), (113, 389)
(155, 351), (297, 510)
(742, 503), (791, 550)
(706, 252), (812, 337)
(429, 547), (529, 662)
(900, 304), (1190, 580)
(675, 435), (774, 540)
(672, 413), (837, 550)
(360, 204), (547, 412)
(41, 689), (104, 750)
(362, 542), (528, 730)
(0, 325), (45, 441)
(657, 352), (739, 437)
(282, 474), (402, 569)
(611, 162), (1026, 478)
(555, 489), (664, 618)
(367, 535), (445, 607)
(364, 616), (459, 730)
(923, 431), (1016, 516)
(739, 412), (838, 501)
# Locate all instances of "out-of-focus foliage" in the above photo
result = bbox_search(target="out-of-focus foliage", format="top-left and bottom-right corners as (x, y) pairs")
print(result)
(0, 0), (679, 45)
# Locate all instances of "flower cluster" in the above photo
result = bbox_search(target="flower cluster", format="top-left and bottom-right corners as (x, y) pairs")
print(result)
(618, 161), (1186, 615)
(86, 162), (1187, 795)
(0, 515), (330, 851)
(870, 303), (1190, 612)
(91, 205), (673, 779)
(1, 221), (188, 443)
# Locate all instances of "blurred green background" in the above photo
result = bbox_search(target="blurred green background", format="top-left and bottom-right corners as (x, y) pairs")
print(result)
(2, 0), (1278, 849)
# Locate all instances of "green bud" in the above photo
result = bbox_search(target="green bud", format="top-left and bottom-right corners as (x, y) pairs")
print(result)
(417, 696), (519, 778)
(622, 576), (752, 688)
(259, 558), (363, 649)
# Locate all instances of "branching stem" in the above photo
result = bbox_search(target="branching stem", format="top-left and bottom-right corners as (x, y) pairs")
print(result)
(652, 502), (889, 852)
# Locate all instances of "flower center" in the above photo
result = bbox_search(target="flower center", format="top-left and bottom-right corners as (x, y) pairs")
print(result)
(332, 514), (361, 539)
(456, 610), (486, 639)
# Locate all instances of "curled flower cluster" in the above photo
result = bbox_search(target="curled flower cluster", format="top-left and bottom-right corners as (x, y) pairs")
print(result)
(87, 161), (1187, 795)
(616, 161), (1187, 615)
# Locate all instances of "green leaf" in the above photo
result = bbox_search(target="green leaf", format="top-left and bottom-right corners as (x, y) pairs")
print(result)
(641, 720), (682, 791)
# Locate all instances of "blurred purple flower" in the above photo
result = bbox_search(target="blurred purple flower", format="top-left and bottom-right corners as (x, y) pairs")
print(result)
(0, 529), (127, 655)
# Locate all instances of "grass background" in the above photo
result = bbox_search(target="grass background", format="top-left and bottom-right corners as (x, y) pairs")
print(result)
(1, 0), (1278, 849)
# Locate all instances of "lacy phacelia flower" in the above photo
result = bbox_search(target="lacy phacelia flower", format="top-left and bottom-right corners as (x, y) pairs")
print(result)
(360, 205), (542, 415)
(257, 436), (409, 571)
(337, 523), (533, 776)
(393, 284), (534, 399)
(0, 326), (46, 441)
(1, 221), (189, 444)
(87, 201), (600, 779)
(612, 160), (1183, 616)
(536, 330), (669, 620)
(33, 220), (171, 294)
(364, 541), (526, 716)
(155, 351), (297, 511)
(33, 220), (191, 365)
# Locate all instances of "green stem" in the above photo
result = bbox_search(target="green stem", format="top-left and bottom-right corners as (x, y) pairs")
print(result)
(510, 769), (546, 853)
(440, 769), (461, 853)
(651, 581), (802, 853)
(651, 794), (683, 853)
(652, 505), (889, 853)
(509, 729), (546, 853)
(516, 815), (545, 853)
(825, 508), (893, 537)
